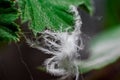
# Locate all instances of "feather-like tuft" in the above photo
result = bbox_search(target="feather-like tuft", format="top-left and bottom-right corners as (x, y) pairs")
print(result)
(26, 5), (84, 80)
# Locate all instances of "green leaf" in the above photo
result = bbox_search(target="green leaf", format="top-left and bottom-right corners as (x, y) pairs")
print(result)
(19, 0), (93, 34)
(0, 0), (20, 43)
(79, 25), (120, 73)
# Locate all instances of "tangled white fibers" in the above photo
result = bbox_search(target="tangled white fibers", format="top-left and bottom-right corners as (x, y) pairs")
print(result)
(26, 5), (84, 80)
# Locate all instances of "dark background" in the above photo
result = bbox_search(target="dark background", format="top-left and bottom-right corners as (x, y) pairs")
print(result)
(0, 0), (120, 80)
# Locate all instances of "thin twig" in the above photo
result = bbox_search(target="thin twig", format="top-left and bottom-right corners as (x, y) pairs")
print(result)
(16, 43), (34, 80)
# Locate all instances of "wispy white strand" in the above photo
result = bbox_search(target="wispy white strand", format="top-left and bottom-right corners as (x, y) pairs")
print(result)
(26, 5), (84, 80)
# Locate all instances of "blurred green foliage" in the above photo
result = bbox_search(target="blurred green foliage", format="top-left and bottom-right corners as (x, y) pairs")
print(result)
(0, 0), (20, 43)
(80, 0), (120, 73)
(105, 0), (120, 29)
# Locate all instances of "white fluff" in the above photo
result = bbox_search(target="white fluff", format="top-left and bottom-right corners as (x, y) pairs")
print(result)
(26, 5), (84, 80)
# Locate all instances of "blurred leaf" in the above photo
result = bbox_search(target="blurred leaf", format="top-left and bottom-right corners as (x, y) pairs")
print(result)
(0, 0), (20, 43)
(37, 66), (46, 72)
(19, 0), (93, 34)
(78, 0), (120, 73)
(104, 0), (120, 29)
(79, 25), (120, 73)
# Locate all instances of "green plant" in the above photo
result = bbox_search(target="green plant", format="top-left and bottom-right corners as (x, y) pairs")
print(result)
(0, 0), (120, 80)
(0, 0), (20, 43)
